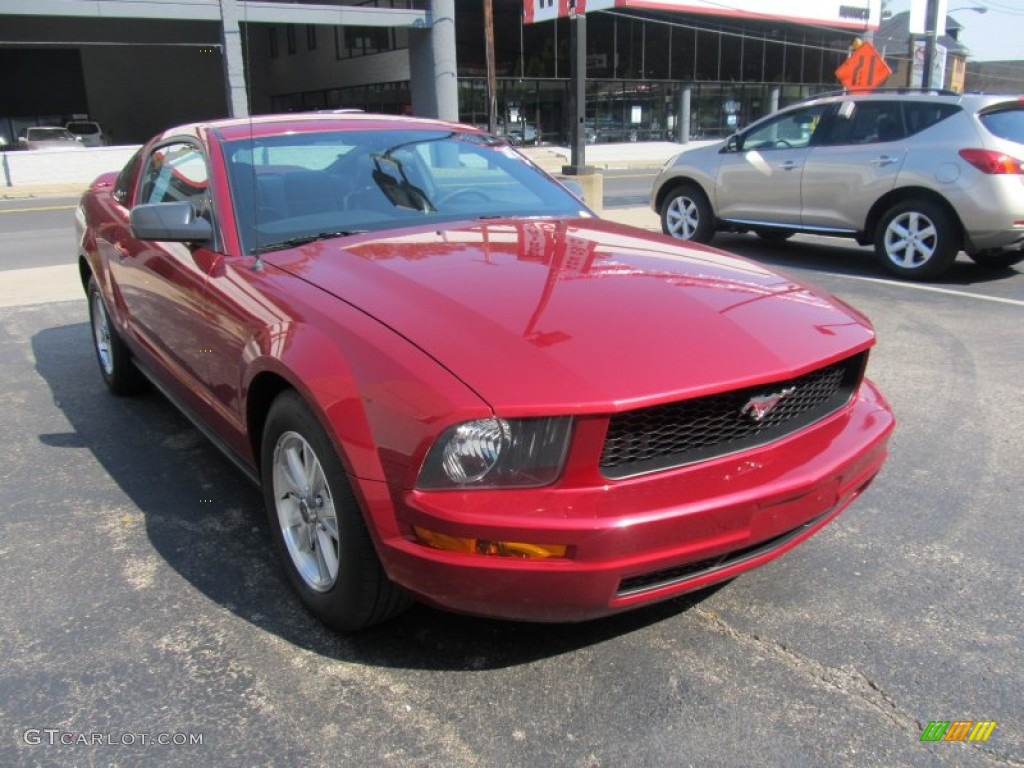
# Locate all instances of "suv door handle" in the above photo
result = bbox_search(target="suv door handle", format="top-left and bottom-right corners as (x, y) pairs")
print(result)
(871, 155), (899, 167)
(779, 160), (799, 170)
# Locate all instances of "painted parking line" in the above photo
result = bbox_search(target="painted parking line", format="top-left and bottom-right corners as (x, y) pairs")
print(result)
(0, 204), (78, 213)
(829, 272), (1024, 307)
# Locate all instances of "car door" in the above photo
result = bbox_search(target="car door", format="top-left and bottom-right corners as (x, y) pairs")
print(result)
(108, 139), (223, 411)
(800, 99), (908, 232)
(714, 103), (832, 226)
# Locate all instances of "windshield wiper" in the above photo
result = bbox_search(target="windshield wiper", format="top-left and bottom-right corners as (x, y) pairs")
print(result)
(252, 229), (365, 255)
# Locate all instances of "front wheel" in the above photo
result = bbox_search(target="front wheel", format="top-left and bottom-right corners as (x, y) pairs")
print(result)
(660, 183), (715, 243)
(261, 390), (409, 632)
(874, 200), (959, 280)
(87, 276), (147, 395)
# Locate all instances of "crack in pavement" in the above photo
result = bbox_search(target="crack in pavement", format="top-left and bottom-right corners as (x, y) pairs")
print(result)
(693, 606), (1024, 767)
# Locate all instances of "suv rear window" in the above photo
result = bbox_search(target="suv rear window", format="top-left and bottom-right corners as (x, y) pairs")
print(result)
(903, 103), (960, 136)
(67, 122), (100, 135)
(978, 104), (1024, 144)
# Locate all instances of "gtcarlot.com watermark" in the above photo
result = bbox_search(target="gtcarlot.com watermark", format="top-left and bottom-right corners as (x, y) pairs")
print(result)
(23, 729), (203, 747)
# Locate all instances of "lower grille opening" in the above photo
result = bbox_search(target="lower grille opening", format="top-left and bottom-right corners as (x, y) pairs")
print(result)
(616, 509), (832, 597)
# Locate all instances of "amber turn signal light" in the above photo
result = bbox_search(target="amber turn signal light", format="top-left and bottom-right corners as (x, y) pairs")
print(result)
(413, 526), (567, 559)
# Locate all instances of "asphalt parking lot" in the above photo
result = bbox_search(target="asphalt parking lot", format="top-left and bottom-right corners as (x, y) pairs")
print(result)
(1, 193), (1021, 767)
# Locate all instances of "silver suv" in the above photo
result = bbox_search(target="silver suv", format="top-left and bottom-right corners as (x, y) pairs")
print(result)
(650, 90), (1024, 279)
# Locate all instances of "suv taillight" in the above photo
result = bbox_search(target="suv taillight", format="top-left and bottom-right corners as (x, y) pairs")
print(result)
(959, 148), (1024, 174)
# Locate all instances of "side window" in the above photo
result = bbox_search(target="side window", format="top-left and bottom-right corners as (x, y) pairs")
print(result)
(742, 105), (829, 151)
(138, 142), (211, 210)
(112, 149), (143, 205)
(904, 103), (960, 136)
(819, 100), (905, 145)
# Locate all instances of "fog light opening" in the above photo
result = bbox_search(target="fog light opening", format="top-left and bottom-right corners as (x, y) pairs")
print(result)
(413, 526), (567, 559)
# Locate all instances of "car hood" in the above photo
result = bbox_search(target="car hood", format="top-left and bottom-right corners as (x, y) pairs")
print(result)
(264, 218), (874, 413)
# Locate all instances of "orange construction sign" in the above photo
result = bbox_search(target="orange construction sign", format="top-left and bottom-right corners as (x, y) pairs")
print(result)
(835, 42), (892, 91)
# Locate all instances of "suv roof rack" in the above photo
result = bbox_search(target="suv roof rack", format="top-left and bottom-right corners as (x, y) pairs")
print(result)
(806, 87), (962, 101)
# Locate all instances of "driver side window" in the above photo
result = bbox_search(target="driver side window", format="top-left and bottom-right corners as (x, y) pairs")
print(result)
(743, 105), (829, 151)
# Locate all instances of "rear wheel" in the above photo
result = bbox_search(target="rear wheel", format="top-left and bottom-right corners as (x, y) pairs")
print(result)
(968, 250), (1024, 269)
(660, 183), (715, 243)
(874, 200), (959, 279)
(87, 276), (147, 395)
(261, 390), (409, 632)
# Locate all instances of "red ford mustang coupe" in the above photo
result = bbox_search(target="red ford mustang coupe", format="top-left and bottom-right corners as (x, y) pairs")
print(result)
(76, 114), (894, 631)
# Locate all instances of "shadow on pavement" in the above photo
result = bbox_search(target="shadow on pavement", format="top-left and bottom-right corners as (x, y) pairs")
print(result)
(711, 232), (1023, 287)
(33, 321), (721, 671)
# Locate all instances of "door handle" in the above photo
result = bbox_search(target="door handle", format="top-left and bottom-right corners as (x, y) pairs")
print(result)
(779, 160), (799, 170)
(871, 155), (899, 167)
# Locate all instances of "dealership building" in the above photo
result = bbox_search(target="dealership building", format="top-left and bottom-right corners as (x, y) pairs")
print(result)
(0, 0), (882, 147)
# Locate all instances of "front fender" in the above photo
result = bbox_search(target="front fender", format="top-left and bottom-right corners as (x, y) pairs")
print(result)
(240, 279), (489, 490)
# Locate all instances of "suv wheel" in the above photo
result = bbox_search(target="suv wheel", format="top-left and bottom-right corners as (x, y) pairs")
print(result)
(875, 200), (959, 279)
(660, 183), (714, 243)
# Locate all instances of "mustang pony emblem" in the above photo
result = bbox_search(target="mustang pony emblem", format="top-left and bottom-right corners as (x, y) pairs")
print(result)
(742, 386), (796, 423)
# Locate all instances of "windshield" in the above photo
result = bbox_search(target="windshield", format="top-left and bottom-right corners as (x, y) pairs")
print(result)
(224, 128), (588, 254)
(67, 122), (100, 135)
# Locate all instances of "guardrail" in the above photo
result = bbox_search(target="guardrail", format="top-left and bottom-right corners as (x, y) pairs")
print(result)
(1, 146), (141, 187)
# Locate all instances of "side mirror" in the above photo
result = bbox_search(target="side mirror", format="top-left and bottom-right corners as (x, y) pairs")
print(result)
(723, 134), (742, 153)
(130, 202), (212, 243)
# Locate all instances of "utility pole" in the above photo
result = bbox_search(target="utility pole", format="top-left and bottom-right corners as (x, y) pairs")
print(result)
(921, 0), (940, 89)
(563, 1), (588, 174)
(483, 0), (498, 134)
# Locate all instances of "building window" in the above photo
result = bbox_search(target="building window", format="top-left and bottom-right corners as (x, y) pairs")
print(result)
(287, 25), (297, 56)
(307, 25), (317, 51)
(334, 27), (349, 60)
(268, 27), (278, 59)
(344, 26), (392, 57)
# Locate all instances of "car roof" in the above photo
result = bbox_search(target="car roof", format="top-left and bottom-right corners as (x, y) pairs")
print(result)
(158, 113), (483, 143)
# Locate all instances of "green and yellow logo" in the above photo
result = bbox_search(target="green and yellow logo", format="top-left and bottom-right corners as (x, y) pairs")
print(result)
(921, 721), (997, 742)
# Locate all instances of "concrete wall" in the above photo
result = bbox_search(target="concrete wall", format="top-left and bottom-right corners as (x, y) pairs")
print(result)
(1, 147), (140, 187)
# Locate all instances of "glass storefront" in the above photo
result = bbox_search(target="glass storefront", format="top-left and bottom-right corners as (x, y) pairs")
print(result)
(266, 1), (852, 144)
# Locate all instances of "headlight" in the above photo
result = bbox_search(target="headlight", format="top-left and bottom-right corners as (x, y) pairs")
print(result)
(416, 416), (572, 490)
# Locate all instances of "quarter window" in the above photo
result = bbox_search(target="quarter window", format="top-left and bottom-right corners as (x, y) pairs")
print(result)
(903, 102), (960, 136)
(139, 142), (211, 210)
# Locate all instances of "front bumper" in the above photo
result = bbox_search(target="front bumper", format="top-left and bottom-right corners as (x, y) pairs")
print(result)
(364, 379), (894, 622)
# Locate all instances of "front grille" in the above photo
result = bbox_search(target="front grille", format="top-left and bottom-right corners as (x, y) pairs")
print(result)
(600, 353), (865, 479)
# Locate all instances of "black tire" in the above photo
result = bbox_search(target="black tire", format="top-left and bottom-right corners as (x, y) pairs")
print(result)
(87, 276), (148, 395)
(755, 229), (795, 243)
(261, 390), (409, 632)
(968, 250), (1024, 269)
(874, 200), (960, 280)
(660, 182), (715, 243)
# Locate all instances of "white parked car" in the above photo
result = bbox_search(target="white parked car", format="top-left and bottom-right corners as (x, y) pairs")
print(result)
(66, 121), (109, 147)
(19, 127), (86, 151)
